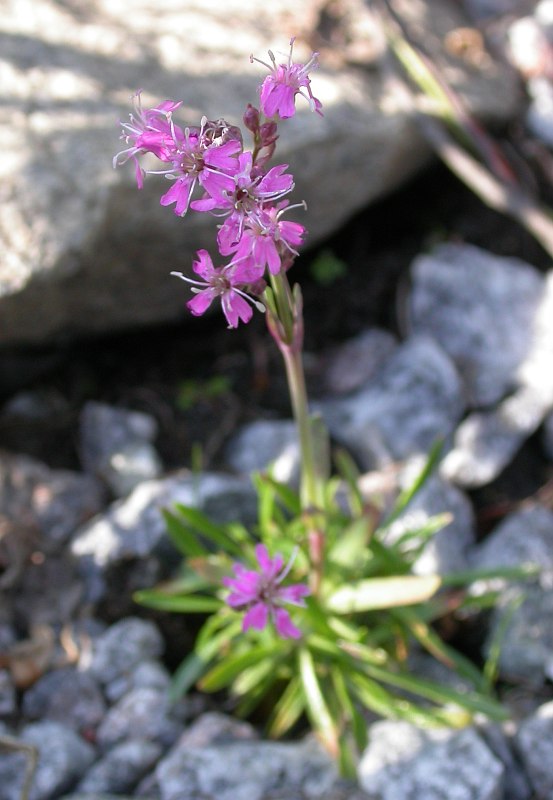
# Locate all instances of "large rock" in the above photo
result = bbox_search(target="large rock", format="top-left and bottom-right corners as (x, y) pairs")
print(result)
(409, 245), (553, 487)
(0, 0), (520, 346)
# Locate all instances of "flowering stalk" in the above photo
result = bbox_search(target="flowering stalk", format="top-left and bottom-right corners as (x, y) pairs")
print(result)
(114, 37), (324, 632)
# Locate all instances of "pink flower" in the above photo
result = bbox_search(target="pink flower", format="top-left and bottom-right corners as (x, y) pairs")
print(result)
(191, 151), (294, 217)
(113, 91), (183, 188)
(252, 38), (323, 119)
(222, 544), (310, 639)
(218, 203), (306, 275)
(171, 250), (264, 328)
(160, 135), (241, 216)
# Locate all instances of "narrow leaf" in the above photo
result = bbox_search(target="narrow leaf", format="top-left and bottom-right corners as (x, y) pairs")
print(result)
(327, 575), (441, 614)
(258, 474), (301, 515)
(173, 504), (243, 556)
(169, 651), (209, 703)
(298, 648), (339, 756)
(268, 676), (306, 739)
(162, 508), (207, 558)
(199, 644), (281, 692)
(380, 439), (443, 528)
(133, 590), (222, 614)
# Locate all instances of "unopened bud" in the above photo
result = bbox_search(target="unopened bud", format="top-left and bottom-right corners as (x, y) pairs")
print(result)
(260, 121), (278, 146)
(243, 103), (260, 133)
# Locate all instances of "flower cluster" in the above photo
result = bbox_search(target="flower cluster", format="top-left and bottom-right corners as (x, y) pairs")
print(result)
(222, 544), (310, 639)
(114, 38), (321, 328)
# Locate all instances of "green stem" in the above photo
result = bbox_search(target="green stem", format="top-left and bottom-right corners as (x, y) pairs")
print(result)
(265, 271), (326, 594)
(267, 272), (319, 508)
(281, 342), (319, 510)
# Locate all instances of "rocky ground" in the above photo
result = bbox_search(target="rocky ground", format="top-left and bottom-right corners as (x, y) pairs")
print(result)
(3, 0), (553, 798)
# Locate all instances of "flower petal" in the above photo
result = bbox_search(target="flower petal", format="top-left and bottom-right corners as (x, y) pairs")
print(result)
(243, 602), (269, 632)
(191, 249), (216, 279)
(187, 287), (217, 317)
(221, 291), (253, 328)
(273, 607), (302, 639)
(276, 583), (310, 606)
(254, 544), (283, 579)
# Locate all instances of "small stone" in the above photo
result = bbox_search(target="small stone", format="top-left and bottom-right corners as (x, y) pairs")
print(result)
(470, 504), (553, 583)
(12, 554), (84, 629)
(442, 266), (553, 487)
(22, 667), (106, 735)
(322, 328), (397, 395)
(0, 721), (96, 800)
(515, 701), (553, 798)
(82, 617), (164, 686)
(225, 419), (300, 485)
(76, 739), (162, 795)
(409, 244), (546, 407)
(441, 386), (553, 487)
(177, 712), (258, 748)
(153, 736), (338, 800)
(321, 335), (464, 470)
(358, 720), (504, 799)
(470, 505), (553, 685)
(487, 583), (553, 686)
(479, 723), (532, 800)
(0, 451), (105, 553)
(507, 16), (550, 78)
(96, 687), (183, 751)
(79, 401), (162, 497)
(104, 659), (171, 703)
(71, 471), (256, 569)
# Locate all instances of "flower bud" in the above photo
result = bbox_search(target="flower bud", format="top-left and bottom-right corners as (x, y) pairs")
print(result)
(260, 121), (278, 146)
(243, 103), (260, 133)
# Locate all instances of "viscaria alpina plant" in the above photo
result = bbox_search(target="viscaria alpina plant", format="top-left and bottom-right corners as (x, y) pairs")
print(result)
(117, 38), (521, 775)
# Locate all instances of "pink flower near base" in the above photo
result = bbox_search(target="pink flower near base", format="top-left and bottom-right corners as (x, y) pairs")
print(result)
(253, 38), (323, 119)
(171, 250), (263, 328)
(223, 544), (310, 639)
(218, 203), (306, 275)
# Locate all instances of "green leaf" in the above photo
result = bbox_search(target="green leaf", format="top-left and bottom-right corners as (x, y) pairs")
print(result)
(195, 614), (242, 659)
(256, 474), (301, 516)
(393, 513), (452, 553)
(380, 439), (443, 529)
(232, 657), (280, 697)
(199, 644), (282, 692)
(441, 563), (540, 587)
(298, 647), (339, 756)
(162, 508), (208, 558)
(133, 590), (223, 613)
(328, 517), (372, 570)
(483, 592), (524, 691)
(268, 676), (306, 739)
(173, 504), (243, 556)
(348, 671), (402, 719)
(349, 673), (468, 727)
(326, 575), (442, 614)
(333, 448), (364, 516)
(355, 661), (507, 721)
(169, 652), (209, 703)
(331, 666), (368, 753)
(393, 607), (487, 690)
(234, 669), (281, 719)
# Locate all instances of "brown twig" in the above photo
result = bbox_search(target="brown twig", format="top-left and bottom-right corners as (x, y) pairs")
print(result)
(0, 736), (38, 800)
(374, 0), (553, 260)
